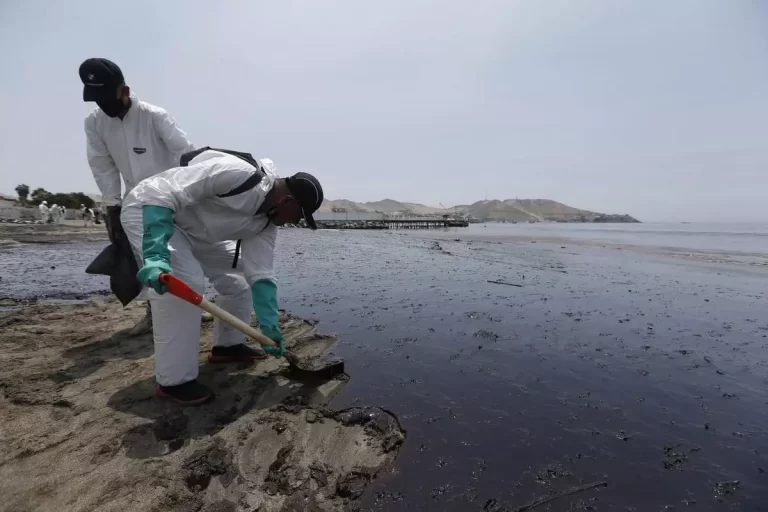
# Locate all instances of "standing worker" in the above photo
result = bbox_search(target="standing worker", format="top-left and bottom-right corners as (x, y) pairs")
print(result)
(121, 148), (324, 405)
(50, 204), (62, 225)
(38, 201), (51, 224)
(38, 201), (50, 223)
(80, 57), (195, 336)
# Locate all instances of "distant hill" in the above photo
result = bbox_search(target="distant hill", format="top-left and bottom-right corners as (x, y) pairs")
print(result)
(455, 198), (600, 222)
(319, 198), (443, 215)
(4, 189), (635, 222)
(319, 198), (639, 223)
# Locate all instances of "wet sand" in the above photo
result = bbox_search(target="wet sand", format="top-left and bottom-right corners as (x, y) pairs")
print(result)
(2, 223), (768, 510)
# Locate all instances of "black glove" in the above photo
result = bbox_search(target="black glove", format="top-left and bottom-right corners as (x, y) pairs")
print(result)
(105, 205), (125, 244)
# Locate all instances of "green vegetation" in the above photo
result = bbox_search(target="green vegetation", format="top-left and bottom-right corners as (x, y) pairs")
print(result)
(22, 186), (95, 209)
(14, 184), (30, 205)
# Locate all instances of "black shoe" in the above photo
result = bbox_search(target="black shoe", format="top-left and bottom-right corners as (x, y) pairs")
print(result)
(155, 380), (213, 406)
(209, 343), (268, 363)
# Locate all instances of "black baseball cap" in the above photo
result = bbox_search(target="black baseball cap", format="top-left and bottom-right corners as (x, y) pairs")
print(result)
(79, 58), (125, 102)
(286, 172), (323, 230)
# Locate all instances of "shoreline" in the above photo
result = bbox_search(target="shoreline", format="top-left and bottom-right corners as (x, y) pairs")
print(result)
(0, 222), (108, 245)
(3, 221), (768, 261)
(407, 229), (768, 269)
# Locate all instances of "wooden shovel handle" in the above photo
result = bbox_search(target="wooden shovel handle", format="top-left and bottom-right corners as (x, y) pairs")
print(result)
(159, 273), (277, 349)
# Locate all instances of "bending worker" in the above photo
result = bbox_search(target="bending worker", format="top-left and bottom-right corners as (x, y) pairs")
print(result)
(121, 147), (323, 405)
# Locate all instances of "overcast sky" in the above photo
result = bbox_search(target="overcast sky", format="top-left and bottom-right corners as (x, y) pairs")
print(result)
(1, 1), (766, 222)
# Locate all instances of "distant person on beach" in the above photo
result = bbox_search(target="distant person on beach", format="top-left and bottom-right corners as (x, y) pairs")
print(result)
(50, 204), (62, 225)
(121, 149), (323, 405)
(38, 201), (50, 223)
(81, 205), (94, 227)
(80, 57), (195, 336)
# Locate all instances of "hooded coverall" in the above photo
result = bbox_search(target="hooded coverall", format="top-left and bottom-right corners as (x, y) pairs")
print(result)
(39, 203), (50, 222)
(121, 150), (279, 386)
(50, 205), (62, 224)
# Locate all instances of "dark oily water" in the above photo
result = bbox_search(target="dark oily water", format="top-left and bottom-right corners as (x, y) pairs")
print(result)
(4, 230), (768, 510)
(275, 230), (768, 511)
(0, 243), (109, 301)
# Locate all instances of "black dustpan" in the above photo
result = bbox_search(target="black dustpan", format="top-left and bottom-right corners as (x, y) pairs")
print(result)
(86, 241), (142, 306)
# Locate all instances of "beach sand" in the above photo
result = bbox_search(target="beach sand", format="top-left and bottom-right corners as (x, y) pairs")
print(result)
(0, 298), (403, 512)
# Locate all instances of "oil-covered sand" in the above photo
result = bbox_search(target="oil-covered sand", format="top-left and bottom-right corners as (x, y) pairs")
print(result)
(2, 223), (768, 511)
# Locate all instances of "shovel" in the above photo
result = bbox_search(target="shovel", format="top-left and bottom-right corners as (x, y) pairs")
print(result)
(159, 273), (344, 380)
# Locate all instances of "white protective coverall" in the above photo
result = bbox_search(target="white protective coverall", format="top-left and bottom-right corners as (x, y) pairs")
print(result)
(85, 94), (194, 206)
(50, 204), (62, 224)
(121, 150), (278, 386)
(38, 202), (50, 222)
(82, 206), (94, 226)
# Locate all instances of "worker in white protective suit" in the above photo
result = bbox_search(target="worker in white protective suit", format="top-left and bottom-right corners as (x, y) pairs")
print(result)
(80, 57), (195, 336)
(121, 148), (324, 405)
(38, 201), (50, 223)
(81, 205), (94, 226)
(50, 204), (62, 225)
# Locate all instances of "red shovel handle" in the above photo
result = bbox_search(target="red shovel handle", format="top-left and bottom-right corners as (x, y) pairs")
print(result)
(160, 273), (203, 305)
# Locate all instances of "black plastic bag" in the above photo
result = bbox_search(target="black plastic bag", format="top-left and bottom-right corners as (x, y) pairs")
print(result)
(86, 238), (141, 306)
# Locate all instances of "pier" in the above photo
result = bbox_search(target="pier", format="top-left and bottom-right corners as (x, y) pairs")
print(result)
(311, 212), (469, 230)
(385, 218), (469, 229)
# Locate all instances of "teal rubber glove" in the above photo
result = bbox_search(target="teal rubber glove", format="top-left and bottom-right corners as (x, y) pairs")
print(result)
(252, 279), (284, 357)
(137, 260), (172, 294)
(262, 325), (285, 358)
(137, 205), (175, 294)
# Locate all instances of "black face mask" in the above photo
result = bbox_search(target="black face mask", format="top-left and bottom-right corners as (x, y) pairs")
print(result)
(97, 98), (125, 118)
